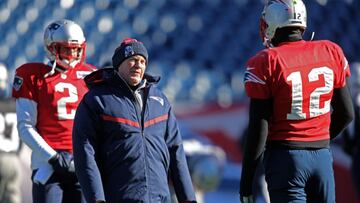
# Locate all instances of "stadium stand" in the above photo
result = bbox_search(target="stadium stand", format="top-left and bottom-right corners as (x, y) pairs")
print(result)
(0, 0), (359, 104)
(2, 1), (360, 203)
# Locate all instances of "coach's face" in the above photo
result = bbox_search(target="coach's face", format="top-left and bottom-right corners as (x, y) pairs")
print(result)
(117, 55), (147, 86)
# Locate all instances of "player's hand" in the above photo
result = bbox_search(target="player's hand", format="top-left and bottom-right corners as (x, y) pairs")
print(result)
(48, 151), (75, 175)
(240, 195), (253, 203)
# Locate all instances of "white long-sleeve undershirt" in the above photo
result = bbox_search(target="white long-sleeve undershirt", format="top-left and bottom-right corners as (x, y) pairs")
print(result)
(16, 98), (56, 170)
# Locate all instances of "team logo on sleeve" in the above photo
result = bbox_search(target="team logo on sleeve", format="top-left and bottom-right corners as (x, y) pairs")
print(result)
(244, 67), (265, 85)
(12, 76), (23, 91)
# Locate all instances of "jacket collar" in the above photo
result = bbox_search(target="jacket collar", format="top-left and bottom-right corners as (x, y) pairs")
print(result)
(84, 68), (160, 89)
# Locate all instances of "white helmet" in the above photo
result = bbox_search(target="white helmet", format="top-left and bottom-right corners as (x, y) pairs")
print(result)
(260, 0), (307, 47)
(44, 19), (86, 70)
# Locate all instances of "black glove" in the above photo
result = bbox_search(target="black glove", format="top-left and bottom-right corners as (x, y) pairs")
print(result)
(239, 195), (253, 203)
(48, 151), (75, 176)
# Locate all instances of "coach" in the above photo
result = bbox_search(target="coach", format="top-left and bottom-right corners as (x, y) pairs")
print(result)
(72, 38), (196, 203)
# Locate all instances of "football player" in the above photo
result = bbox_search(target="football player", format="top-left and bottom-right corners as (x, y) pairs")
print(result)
(12, 19), (96, 203)
(239, 0), (354, 202)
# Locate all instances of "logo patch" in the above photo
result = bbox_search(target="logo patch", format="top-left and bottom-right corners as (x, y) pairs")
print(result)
(76, 71), (92, 79)
(124, 45), (134, 58)
(150, 96), (164, 106)
(13, 76), (23, 91)
(244, 70), (265, 85)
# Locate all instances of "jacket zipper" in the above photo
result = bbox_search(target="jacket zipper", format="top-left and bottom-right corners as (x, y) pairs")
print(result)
(128, 83), (150, 201)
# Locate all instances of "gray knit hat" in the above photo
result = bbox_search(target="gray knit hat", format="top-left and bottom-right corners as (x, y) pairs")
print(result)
(112, 38), (148, 68)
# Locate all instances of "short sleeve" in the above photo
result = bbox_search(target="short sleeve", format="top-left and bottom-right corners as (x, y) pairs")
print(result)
(244, 51), (271, 99)
(12, 64), (38, 102)
(332, 43), (350, 88)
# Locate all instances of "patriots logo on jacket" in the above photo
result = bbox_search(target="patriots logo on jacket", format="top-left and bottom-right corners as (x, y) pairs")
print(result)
(244, 67), (265, 85)
(13, 76), (23, 91)
(150, 96), (164, 106)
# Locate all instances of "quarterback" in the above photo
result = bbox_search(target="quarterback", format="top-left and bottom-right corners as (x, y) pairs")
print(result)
(239, 0), (354, 202)
(12, 19), (96, 203)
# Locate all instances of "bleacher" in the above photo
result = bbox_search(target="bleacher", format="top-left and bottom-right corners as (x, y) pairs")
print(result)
(1, 0), (359, 104)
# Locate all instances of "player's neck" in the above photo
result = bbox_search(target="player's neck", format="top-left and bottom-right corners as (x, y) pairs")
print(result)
(272, 27), (303, 47)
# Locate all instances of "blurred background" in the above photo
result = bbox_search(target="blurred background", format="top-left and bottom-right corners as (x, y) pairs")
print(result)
(0, 0), (359, 202)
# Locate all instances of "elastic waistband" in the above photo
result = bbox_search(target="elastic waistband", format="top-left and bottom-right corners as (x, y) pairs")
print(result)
(266, 139), (330, 150)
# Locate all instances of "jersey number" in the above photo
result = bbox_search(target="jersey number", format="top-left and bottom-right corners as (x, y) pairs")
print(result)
(55, 82), (79, 120)
(286, 67), (333, 120)
(0, 112), (20, 152)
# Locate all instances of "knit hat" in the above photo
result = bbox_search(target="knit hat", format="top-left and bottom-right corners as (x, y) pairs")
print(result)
(112, 38), (148, 68)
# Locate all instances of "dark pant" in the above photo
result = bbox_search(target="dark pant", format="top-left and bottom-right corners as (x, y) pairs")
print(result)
(32, 170), (85, 203)
(263, 148), (335, 203)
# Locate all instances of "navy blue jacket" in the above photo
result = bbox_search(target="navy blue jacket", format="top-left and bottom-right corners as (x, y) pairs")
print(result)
(72, 68), (196, 203)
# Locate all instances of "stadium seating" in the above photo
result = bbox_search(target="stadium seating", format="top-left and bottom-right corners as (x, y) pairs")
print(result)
(1, 0), (359, 104)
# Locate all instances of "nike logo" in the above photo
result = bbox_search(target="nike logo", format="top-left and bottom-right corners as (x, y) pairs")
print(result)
(150, 96), (164, 106)
(244, 70), (265, 85)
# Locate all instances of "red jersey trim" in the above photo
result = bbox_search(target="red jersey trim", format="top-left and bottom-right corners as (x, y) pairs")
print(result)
(101, 115), (140, 128)
(144, 114), (169, 128)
